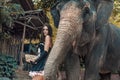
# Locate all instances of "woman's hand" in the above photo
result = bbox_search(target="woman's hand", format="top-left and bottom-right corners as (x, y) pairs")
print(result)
(27, 58), (36, 63)
(31, 57), (37, 62)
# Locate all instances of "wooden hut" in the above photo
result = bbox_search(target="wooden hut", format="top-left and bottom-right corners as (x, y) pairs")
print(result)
(0, 0), (49, 68)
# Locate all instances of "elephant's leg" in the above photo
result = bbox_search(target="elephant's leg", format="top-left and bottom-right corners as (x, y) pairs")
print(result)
(99, 72), (111, 80)
(84, 53), (100, 80)
(64, 50), (81, 80)
(84, 29), (109, 80)
(118, 70), (120, 76)
(84, 45), (108, 80)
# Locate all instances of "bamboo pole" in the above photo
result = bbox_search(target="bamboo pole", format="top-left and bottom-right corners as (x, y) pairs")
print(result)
(14, 21), (37, 30)
(0, 24), (2, 33)
(20, 21), (26, 69)
(0, 40), (1, 54)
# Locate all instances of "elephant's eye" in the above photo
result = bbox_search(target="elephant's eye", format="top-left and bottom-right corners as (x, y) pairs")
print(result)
(82, 7), (90, 22)
(85, 7), (90, 13)
(83, 7), (90, 16)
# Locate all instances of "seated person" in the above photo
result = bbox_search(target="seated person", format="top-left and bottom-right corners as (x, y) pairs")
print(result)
(29, 23), (53, 78)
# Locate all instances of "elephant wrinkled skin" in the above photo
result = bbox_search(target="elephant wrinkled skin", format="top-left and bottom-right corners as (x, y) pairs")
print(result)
(44, 0), (120, 80)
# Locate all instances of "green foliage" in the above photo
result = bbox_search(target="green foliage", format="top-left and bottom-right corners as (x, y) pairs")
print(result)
(0, 3), (24, 27)
(0, 54), (18, 79)
(110, 0), (120, 27)
(0, 7), (13, 27)
(0, 2), (24, 39)
(33, 0), (56, 9)
(0, 32), (11, 39)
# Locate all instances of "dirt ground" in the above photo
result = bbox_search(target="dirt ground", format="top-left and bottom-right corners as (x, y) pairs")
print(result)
(13, 69), (120, 80)
(111, 74), (120, 80)
(80, 69), (120, 80)
(13, 69), (31, 80)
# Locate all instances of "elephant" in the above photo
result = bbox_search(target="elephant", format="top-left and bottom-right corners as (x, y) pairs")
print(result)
(44, 0), (120, 80)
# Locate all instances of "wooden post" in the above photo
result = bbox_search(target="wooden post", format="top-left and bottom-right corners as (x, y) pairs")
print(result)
(20, 22), (26, 69)
(0, 24), (2, 33)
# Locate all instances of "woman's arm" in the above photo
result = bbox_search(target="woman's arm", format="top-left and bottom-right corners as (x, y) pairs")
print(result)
(44, 35), (51, 52)
(33, 35), (51, 62)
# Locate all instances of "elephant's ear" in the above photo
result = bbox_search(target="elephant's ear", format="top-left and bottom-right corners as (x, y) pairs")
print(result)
(50, 2), (60, 28)
(50, 1), (68, 28)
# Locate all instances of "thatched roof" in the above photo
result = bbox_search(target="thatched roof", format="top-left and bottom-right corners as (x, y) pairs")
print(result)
(18, 0), (34, 11)
(10, 0), (34, 11)
(2, 0), (49, 39)
(13, 9), (49, 39)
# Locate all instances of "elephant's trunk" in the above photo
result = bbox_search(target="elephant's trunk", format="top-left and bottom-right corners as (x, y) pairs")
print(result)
(44, 1), (83, 80)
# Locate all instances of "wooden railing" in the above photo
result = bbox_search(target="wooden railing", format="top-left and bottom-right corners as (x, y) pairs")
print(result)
(0, 37), (21, 63)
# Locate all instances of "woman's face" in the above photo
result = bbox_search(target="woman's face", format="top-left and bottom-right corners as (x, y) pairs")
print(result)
(43, 26), (49, 36)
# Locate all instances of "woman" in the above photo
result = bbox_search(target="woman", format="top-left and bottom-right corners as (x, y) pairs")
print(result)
(29, 23), (53, 79)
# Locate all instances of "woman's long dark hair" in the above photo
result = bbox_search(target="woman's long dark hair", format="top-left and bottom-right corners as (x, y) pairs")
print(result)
(40, 23), (53, 43)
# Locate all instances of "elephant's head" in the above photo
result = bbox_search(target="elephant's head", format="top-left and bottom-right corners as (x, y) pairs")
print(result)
(44, 0), (96, 79)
